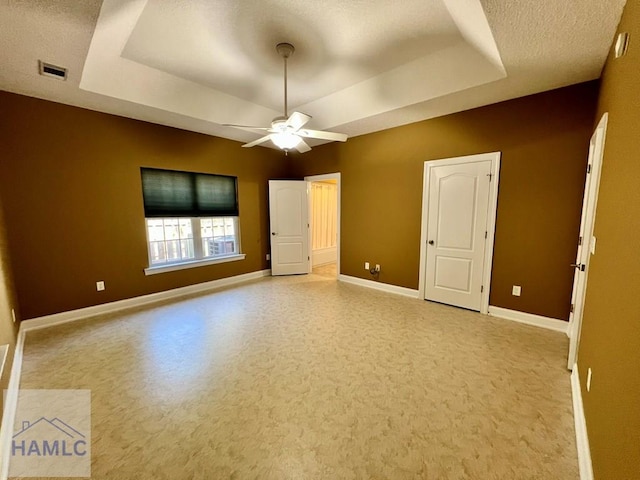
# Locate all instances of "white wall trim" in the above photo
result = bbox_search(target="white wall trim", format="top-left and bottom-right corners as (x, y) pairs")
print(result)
(305, 173), (341, 276)
(144, 253), (246, 276)
(488, 306), (569, 334)
(571, 364), (594, 480)
(22, 269), (271, 332)
(0, 329), (26, 479)
(0, 345), (8, 383)
(339, 274), (419, 298)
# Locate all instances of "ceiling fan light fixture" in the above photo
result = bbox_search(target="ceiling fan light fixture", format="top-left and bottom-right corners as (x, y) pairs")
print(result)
(224, 42), (347, 153)
(270, 132), (301, 150)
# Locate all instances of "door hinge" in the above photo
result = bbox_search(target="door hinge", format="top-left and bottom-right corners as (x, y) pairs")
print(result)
(481, 285), (484, 293)
(308, 256), (310, 261)
(485, 231), (488, 239)
(578, 236), (583, 246)
(570, 304), (574, 313)
(587, 164), (592, 174)
(487, 173), (493, 181)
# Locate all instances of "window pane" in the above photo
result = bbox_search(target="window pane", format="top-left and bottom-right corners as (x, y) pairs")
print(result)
(165, 239), (181, 261)
(201, 219), (212, 238)
(203, 238), (213, 257)
(213, 219), (224, 239)
(179, 219), (193, 239)
(181, 239), (195, 259)
(149, 241), (166, 264)
(147, 219), (165, 242)
(164, 219), (180, 240)
(147, 216), (240, 266)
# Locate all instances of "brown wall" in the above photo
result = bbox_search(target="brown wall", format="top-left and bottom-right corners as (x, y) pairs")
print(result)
(577, 1), (640, 478)
(289, 82), (599, 320)
(0, 92), (288, 319)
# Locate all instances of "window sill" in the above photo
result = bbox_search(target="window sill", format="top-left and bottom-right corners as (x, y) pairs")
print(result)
(144, 254), (246, 276)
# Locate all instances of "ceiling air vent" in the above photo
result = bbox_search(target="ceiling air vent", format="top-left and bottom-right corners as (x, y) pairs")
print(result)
(38, 61), (67, 80)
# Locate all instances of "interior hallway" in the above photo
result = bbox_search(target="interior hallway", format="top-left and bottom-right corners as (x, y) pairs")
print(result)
(14, 272), (577, 479)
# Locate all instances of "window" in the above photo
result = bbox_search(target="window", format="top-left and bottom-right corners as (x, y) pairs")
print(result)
(146, 217), (239, 266)
(141, 168), (244, 274)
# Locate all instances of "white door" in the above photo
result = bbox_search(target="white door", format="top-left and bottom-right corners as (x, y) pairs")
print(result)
(425, 160), (493, 311)
(269, 180), (309, 276)
(567, 113), (608, 369)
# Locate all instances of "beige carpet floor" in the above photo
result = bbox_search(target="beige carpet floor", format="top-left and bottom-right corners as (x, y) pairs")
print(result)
(13, 273), (578, 479)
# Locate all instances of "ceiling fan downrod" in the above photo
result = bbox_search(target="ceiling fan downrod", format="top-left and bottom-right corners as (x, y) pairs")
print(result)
(276, 43), (295, 119)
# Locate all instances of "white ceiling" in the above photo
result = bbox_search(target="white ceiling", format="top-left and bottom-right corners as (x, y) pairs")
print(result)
(0, 0), (626, 148)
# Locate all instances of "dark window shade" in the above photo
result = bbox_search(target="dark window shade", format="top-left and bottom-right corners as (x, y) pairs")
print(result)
(141, 168), (239, 218)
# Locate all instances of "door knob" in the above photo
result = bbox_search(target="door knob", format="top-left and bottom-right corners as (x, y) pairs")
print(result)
(428, 240), (434, 245)
(571, 263), (585, 271)
(272, 232), (277, 236)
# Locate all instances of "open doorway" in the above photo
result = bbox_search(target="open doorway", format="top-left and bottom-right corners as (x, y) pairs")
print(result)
(305, 173), (340, 279)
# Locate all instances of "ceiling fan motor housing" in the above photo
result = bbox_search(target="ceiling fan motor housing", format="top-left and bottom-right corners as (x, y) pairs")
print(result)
(224, 42), (347, 153)
(276, 43), (295, 58)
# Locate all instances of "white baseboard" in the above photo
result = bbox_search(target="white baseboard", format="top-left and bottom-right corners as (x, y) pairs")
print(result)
(22, 269), (272, 332)
(312, 247), (337, 267)
(339, 274), (419, 298)
(572, 364), (594, 480)
(487, 306), (569, 334)
(0, 329), (26, 480)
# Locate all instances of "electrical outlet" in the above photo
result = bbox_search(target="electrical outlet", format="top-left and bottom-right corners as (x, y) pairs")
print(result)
(587, 368), (593, 392)
(512, 285), (521, 296)
(375, 264), (381, 272)
(266, 253), (270, 261)
(96, 281), (105, 292)
(11, 308), (16, 323)
(364, 262), (369, 270)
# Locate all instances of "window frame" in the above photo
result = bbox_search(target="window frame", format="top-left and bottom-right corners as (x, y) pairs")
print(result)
(143, 216), (244, 276)
(140, 167), (245, 276)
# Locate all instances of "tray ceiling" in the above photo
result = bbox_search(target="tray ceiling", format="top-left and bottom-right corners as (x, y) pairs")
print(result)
(0, 0), (626, 148)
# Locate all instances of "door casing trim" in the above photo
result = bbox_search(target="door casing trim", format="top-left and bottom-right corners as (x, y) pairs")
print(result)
(304, 172), (341, 277)
(418, 152), (501, 314)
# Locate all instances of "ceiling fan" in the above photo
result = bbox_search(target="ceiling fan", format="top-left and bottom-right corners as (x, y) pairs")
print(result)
(224, 43), (348, 153)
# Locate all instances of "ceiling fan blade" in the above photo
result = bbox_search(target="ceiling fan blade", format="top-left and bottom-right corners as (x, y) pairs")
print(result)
(223, 124), (272, 133)
(297, 129), (348, 142)
(295, 139), (312, 153)
(242, 135), (272, 148)
(286, 112), (312, 131)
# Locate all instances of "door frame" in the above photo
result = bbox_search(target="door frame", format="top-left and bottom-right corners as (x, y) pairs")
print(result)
(567, 112), (608, 370)
(418, 152), (501, 314)
(304, 172), (341, 275)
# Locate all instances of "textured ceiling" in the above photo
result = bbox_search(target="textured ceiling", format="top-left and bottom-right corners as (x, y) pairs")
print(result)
(0, 0), (627, 149)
